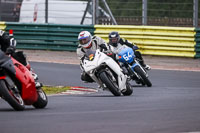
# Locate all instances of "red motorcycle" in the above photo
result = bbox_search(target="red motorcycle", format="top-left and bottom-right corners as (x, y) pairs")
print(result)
(0, 50), (48, 111)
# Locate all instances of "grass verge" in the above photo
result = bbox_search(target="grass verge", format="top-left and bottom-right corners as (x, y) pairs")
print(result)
(42, 86), (70, 95)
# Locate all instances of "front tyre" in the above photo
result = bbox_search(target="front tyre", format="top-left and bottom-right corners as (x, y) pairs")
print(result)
(0, 80), (25, 111)
(33, 88), (48, 109)
(134, 66), (152, 87)
(99, 71), (121, 96)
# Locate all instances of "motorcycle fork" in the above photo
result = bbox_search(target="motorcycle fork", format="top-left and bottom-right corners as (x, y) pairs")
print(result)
(97, 68), (116, 90)
(135, 60), (149, 77)
(131, 61), (149, 79)
(87, 70), (105, 90)
(128, 61), (141, 79)
(105, 68), (117, 83)
(124, 63), (135, 78)
(5, 76), (20, 94)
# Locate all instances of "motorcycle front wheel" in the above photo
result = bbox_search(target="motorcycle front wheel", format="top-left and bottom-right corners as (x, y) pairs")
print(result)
(99, 71), (121, 96)
(134, 66), (152, 87)
(32, 87), (48, 109)
(0, 80), (25, 111)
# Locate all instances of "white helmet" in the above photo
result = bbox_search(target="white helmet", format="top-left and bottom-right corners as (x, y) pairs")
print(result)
(78, 31), (92, 48)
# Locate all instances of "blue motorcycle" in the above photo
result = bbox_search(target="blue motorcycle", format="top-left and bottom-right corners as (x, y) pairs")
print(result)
(116, 45), (152, 87)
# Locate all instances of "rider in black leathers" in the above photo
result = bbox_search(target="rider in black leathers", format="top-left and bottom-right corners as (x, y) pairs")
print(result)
(108, 31), (151, 70)
(0, 29), (16, 53)
(0, 29), (40, 87)
(0, 29), (28, 66)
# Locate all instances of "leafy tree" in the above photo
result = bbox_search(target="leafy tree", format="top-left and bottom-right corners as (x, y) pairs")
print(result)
(103, 0), (197, 18)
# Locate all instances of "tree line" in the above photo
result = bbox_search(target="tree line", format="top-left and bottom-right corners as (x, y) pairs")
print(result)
(103, 0), (199, 18)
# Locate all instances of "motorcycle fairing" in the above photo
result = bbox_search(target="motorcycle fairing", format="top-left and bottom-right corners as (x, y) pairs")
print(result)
(11, 58), (38, 105)
(117, 47), (135, 63)
(131, 63), (139, 70)
(83, 49), (127, 91)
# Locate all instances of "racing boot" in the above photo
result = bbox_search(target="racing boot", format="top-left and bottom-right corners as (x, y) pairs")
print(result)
(143, 64), (151, 71)
(138, 59), (151, 71)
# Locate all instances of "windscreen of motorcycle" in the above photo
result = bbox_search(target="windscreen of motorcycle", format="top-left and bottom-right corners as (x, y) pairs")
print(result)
(85, 50), (96, 61)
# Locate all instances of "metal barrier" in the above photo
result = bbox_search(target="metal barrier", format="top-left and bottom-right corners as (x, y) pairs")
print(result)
(1, 22), (199, 58)
(5, 22), (94, 51)
(94, 25), (197, 58)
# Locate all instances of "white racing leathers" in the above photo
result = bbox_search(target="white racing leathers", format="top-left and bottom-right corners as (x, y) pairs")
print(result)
(82, 49), (127, 91)
(77, 36), (107, 60)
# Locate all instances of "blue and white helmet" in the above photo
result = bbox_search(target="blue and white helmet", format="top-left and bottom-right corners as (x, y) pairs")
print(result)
(78, 31), (92, 48)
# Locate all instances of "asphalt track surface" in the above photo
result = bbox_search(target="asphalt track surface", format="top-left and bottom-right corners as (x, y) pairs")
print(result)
(0, 62), (200, 133)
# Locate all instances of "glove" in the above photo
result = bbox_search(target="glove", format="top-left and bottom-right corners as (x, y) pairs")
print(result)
(105, 51), (113, 56)
(104, 51), (116, 60)
(132, 45), (139, 50)
(99, 43), (108, 51)
(103, 50), (112, 56)
(6, 46), (16, 54)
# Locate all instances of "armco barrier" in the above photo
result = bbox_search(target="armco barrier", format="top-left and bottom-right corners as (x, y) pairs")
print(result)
(5, 22), (94, 51)
(195, 28), (200, 58)
(94, 25), (197, 58)
(2, 22), (199, 58)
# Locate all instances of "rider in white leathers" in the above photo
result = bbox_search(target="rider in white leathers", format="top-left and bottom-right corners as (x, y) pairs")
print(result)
(77, 31), (127, 92)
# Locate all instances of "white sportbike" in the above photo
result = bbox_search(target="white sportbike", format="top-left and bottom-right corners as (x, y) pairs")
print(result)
(82, 49), (133, 96)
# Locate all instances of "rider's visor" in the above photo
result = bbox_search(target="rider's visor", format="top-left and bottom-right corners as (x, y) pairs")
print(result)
(109, 38), (118, 44)
(79, 36), (91, 45)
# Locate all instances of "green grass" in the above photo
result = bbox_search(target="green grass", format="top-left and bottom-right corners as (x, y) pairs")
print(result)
(42, 86), (70, 95)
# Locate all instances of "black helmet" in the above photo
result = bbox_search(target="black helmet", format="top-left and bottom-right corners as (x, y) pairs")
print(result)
(108, 31), (120, 47)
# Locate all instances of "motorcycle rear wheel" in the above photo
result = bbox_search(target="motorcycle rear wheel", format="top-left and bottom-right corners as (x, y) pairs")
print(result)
(134, 66), (152, 87)
(0, 80), (25, 111)
(99, 71), (121, 96)
(32, 88), (48, 109)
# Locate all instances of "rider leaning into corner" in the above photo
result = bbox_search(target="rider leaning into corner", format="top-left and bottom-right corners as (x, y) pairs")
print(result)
(0, 29), (40, 87)
(108, 31), (151, 71)
(0, 29), (17, 55)
(76, 31), (128, 92)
